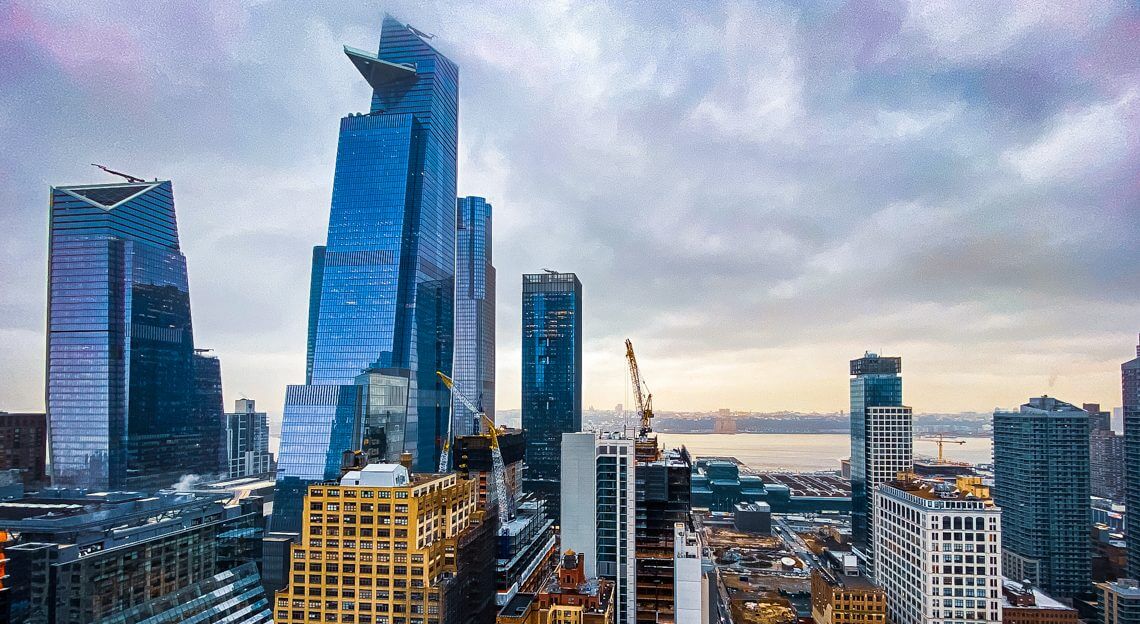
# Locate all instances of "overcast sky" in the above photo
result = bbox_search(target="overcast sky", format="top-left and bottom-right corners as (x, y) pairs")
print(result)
(2, 1), (1138, 423)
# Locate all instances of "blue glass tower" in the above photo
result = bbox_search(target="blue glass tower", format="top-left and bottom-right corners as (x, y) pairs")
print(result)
(47, 180), (223, 490)
(521, 271), (582, 521)
(848, 352), (906, 559)
(273, 17), (459, 532)
(993, 396), (1091, 600)
(452, 196), (495, 436)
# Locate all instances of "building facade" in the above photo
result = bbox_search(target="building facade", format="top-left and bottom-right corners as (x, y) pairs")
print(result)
(874, 477), (1003, 624)
(94, 561), (272, 624)
(1089, 411), (1125, 502)
(850, 352), (910, 562)
(226, 399), (273, 478)
(0, 413), (47, 489)
(672, 523), (706, 624)
(274, 17), (460, 531)
(522, 271), (582, 520)
(1123, 335), (1140, 578)
(1099, 578), (1140, 624)
(47, 180), (223, 491)
(635, 447), (693, 624)
(993, 397), (1090, 600)
(272, 463), (481, 624)
(810, 566), (887, 624)
(561, 432), (636, 624)
(452, 196), (496, 435)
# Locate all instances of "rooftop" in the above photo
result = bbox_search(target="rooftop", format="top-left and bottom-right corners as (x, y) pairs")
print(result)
(1002, 579), (1072, 610)
(499, 593), (534, 618)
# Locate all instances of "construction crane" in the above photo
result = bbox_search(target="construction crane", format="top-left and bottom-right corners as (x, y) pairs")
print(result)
(91, 163), (144, 183)
(625, 338), (653, 438)
(436, 372), (512, 526)
(919, 432), (966, 464)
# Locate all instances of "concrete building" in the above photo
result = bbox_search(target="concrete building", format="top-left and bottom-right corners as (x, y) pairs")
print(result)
(999, 579), (1078, 624)
(0, 412), (47, 489)
(226, 399), (273, 478)
(561, 432), (636, 624)
(673, 523), (706, 624)
(1099, 578), (1140, 624)
(810, 553), (887, 624)
(993, 397), (1091, 600)
(874, 476), (1003, 624)
(0, 489), (264, 624)
(272, 462), (492, 624)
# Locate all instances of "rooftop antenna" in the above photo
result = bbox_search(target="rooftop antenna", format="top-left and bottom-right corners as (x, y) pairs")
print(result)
(91, 163), (145, 184)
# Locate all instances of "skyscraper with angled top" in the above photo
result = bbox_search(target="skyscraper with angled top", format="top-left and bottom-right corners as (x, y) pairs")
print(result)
(46, 179), (223, 491)
(272, 16), (459, 532)
(452, 196), (495, 436)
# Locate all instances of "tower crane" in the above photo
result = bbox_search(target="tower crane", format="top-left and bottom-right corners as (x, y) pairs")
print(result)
(919, 432), (966, 464)
(436, 372), (512, 527)
(90, 163), (145, 183)
(625, 338), (653, 438)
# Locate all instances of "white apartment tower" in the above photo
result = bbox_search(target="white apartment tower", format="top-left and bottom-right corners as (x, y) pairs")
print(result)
(225, 398), (272, 478)
(561, 431), (637, 624)
(875, 477), (1003, 624)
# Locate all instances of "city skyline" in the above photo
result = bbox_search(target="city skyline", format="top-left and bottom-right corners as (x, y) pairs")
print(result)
(3, 1), (1139, 420)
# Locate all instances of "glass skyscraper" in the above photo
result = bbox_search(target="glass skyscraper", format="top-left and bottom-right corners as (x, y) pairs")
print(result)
(1123, 335), (1140, 577)
(849, 352), (908, 562)
(47, 180), (223, 491)
(993, 396), (1091, 600)
(452, 196), (495, 436)
(521, 271), (582, 520)
(273, 17), (459, 532)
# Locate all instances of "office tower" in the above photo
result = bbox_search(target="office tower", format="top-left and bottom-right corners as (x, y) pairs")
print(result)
(999, 580), (1079, 624)
(1099, 579), (1140, 624)
(561, 432), (636, 624)
(226, 399), (273, 478)
(810, 554), (887, 624)
(635, 447), (693, 624)
(47, 180), (223, 491)
(272, 463), (485, 624)
(993, 397), (1091, 600)
(1124, 334), (1140, 578)
(673, 523), (707, 624)
(849, 352), (910, 562)
(874, 476), (1003, 624)
(0, 489), (265, 623)
(274, 17), (460, 530)
(494, 551), (617, 624)
(453, 196), (496, 436)
(0, 412), (47, 489)
(522, 271), (582, 519)
(95, 562), (272, 624)
(192, 349), (227, 476)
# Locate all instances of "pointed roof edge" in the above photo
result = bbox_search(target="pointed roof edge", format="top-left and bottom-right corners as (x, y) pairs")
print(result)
(54, 181), (165, 211)
(344, 45), (416, 92)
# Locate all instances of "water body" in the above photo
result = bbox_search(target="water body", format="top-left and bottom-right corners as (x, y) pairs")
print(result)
(656, 433), (992, 472)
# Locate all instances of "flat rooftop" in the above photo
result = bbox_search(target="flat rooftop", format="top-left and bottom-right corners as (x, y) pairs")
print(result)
(499, 593), (534, 618)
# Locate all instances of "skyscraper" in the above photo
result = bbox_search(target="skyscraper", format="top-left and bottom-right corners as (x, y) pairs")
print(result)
(452, 196), (495, 436)
(849, 352), (910, 563)
(993, 396), (1091, 600)
(273, 17), (459, 531)
(1122, 335), (1140, 577)
(1087, 402), (1125, 501)
(47, 179), (223, 491)
(522, 271), (582, 519)
(225, 399), (273, 478)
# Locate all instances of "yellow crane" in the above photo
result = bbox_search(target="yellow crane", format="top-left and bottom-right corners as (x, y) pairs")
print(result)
(625, 338), (653, 438)
(437, 371), (512, 524)
(919, 432), (966, 464)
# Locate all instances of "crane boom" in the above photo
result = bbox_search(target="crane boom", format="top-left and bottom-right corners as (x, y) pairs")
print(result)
(437, 371), (513, 526)
(91, 163), (145, 183)
(625, 339), (654, 437)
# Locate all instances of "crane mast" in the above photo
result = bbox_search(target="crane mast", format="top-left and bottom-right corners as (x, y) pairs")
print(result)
(436, 371), (513, 526)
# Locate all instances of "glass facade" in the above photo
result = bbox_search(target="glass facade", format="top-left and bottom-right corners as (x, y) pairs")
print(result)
(521, 271), (583, 520)
(452, 196), (495, 437)
(849, 353), (904, 558)
(95, 562), (271, 624)
(993, 396), (1091, 599)
(47, 180), (223, 491)
(274, 16), (459, 531)
(1124, 336), (1140, 578)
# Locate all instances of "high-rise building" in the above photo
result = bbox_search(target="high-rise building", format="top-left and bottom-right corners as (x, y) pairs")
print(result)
(47, 180), (223, 491)
(192, 349), (227, 477)
(874, 476), (1003, 624)
(561, 432), (636, 624)
(1099, 578), (1140, 624)
(453, 196), (496, 436)
(226, 399), (273, 478)
(993, 397), (1091, 600)
(522, 271), (582, 519)
(274, 17), (460, 531)
(634, 446), (693, 624)
(272, 462), (489, 624)
(1123, 335), (1140, 578)
(0, 489), (265, 624)
(0, 412), (47, 489)
(849, 352), (910, 562)
(1085, 403), (1124, 501)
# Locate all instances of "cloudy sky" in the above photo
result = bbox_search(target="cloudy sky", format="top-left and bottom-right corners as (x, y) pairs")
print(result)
(2, 0), (1138, 423)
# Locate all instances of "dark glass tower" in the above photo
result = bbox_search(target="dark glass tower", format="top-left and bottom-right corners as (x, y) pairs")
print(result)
(521, 271), (582, 520)
(47, 180), (223, 491)
(452, 196), (495, 436)
(849, 352), (906, 560)
(993, 396), (1091, 600)
(1124, 335), (1140, 577)
(273, 17), (458, 532)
